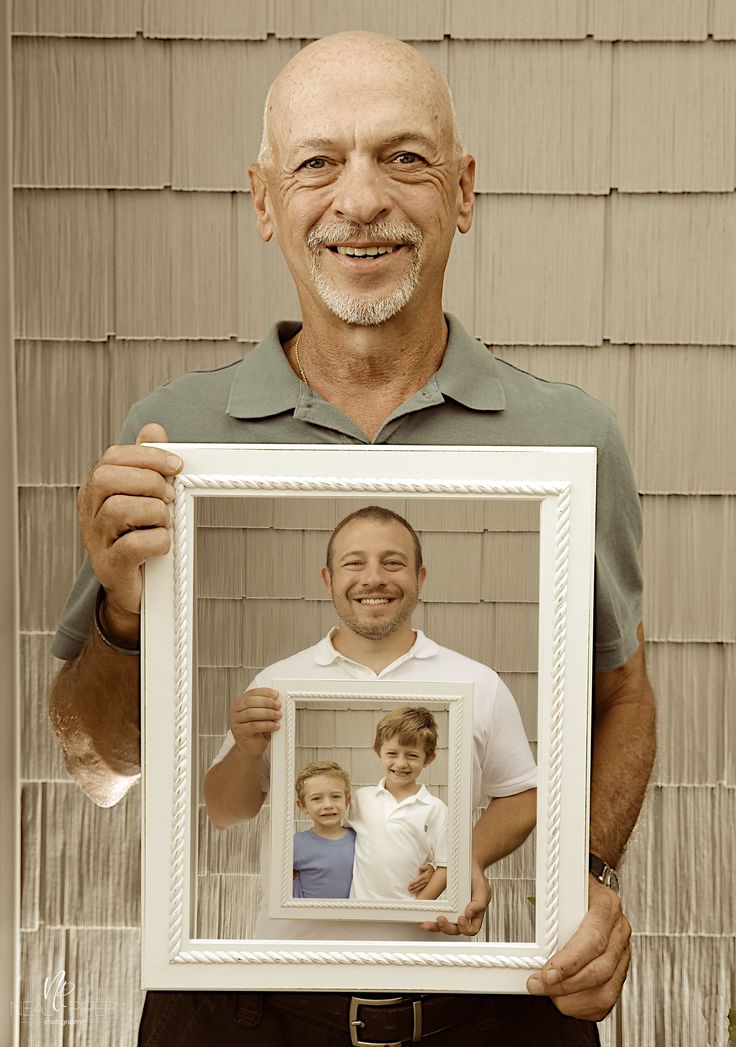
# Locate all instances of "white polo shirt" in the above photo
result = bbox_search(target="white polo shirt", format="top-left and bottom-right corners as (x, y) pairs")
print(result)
(349, 781), (448, 902)
(210, 629), (537, 941)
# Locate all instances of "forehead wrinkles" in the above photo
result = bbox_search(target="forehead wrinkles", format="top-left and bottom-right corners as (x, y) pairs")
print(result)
(267, 48), (455, 160)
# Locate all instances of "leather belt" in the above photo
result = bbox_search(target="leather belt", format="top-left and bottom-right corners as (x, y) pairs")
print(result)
(269, 992), (482, 1045)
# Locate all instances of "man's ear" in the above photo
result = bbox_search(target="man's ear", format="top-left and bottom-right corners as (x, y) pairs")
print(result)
(456, 154), (476, 235)
(320, 566), (333, 595)
(248, 163), (274, 243)
(417, 564), (427, 595)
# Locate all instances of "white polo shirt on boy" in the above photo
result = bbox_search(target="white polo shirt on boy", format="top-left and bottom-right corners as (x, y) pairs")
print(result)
(349, 780), (448, 901)
(210, 628), (537, 941)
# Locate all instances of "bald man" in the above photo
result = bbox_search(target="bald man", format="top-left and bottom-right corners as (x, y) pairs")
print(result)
(50, 32), (655, 1047)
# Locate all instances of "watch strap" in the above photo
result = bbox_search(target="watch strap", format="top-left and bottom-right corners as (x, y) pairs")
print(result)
(589, 852), (620, 892)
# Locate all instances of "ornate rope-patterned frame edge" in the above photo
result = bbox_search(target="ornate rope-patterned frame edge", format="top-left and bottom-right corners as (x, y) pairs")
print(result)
(168, 474), (571, 970)
(278, 691), (464, 915)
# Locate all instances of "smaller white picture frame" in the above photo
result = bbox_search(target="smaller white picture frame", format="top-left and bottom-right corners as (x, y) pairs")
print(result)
(268, 680), (474, 924)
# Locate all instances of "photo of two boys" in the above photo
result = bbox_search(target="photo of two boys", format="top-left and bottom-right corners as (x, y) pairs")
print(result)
(292, 705), (447, 903)
(203, 503), (538, 940)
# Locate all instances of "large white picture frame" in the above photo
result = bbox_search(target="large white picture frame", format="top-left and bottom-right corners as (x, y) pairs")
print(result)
(142, 444), (596, 993)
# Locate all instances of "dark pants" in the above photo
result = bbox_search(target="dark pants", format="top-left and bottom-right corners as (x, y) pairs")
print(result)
(138, 991), (601, 1046)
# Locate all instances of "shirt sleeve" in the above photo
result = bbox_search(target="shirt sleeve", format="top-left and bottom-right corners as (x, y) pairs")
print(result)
(481, 677), (538, 799)
(427, 798), (448, 868)
(593, 410), (643, 671)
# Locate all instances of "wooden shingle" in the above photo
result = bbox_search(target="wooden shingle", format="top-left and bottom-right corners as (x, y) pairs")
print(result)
(590, 0), (708, 40)
(272, 0), (444, 40)
(12, 0), (143, 36)
(40, 783), (140, 926)
(20, 634), (67, 782)
(612, 42), (736, 193)
(646, 642), (726, 785)
(19, 487), (81, 633)
(171, 39), (299, 190)
(14, 38), (170, 188)
(481, 532), (539, 603)
(244, 529), (304, 599)
(447, 0), (586, 40)
(19, 927), (65, 1047)
(20, 784), (41, 931)
(64, 928), (144, 1044)
(446, 195), (606, 345)
(16, 342), (108, 485)
(114, 190), (235, 338)
(420, 531), (483, 603)
(621, 935), (736, 1046)
(144, 0), (269, 39)
(196, 493), (273, 530)
(606, 193), (736, 345)
(712, 0), (736, 38)
(196, 528), (247, 598)
(14, 189), (112, 340)
(235, 192), (301, 341)
(641, 496), (735, 641)
(623, 785), (735, 933)
(196, 598), (244, 665)
(450, 40), (611, 194)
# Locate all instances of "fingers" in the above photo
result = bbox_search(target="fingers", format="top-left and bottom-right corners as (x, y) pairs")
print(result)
(135, 422), (169, 445)
(76, 426), (182, 609)
(526, 880), (632, 1021)
(230, 690), (282, 755)
(419, 869), (491, 936)
(95, 494), (172, 544)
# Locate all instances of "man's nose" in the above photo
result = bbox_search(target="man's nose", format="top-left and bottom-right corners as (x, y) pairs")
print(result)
(360, 560), (386, 587)
(332, 159), (390, 225)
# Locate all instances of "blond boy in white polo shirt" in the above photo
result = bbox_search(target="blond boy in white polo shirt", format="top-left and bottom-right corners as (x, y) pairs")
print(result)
(349, 706), (448, 901)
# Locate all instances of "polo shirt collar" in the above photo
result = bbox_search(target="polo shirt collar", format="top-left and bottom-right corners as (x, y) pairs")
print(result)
(375, 779), (432, 805)
(225, 315), (505, 420)
(226, 321), (302, 419)
(313, 628), (440, 667)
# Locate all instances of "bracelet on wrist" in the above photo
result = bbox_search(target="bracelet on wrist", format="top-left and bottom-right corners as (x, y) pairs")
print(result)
(94, 587), (140, 655)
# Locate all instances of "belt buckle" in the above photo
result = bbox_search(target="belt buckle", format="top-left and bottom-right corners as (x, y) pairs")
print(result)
(349, 995), (423, 1046)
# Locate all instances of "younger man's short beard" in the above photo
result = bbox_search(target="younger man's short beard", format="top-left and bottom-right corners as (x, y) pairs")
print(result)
(340, 601), (415, 641)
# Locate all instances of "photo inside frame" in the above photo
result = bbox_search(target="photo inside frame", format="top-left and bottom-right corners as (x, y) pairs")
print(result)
(290, 698), (452, 908)
(191, 493), (539, 943)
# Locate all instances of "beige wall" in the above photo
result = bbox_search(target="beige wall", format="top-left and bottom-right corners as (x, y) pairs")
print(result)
(12, 4), (736, 1045)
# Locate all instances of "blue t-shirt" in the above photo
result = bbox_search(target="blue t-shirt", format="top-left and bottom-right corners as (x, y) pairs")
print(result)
(292, 828), (356, 899)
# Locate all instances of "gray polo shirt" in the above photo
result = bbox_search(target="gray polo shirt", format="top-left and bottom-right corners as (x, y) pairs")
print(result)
(52, 314), (642, 669)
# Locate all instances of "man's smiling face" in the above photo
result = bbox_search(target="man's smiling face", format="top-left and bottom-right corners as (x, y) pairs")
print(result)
(249, 33), (475, 327)
(321, 517), (426, 641)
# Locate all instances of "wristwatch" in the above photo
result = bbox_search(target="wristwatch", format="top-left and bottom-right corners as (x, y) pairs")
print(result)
(589, 853), (620, 893)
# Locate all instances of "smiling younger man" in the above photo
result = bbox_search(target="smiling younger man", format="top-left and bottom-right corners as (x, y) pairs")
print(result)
(50, 29), (656, 1047)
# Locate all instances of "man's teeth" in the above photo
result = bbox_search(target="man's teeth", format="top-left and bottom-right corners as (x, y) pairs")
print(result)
(359, 598), (390, 604)
(335, 245), (396, 257)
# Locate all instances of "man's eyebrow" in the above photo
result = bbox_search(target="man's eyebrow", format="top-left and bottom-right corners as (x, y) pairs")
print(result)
(291, 132), (437, 155)
(338, 549), (408, 560)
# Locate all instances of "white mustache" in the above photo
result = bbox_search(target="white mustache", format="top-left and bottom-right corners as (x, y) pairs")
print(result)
(306, 220), (423, 251)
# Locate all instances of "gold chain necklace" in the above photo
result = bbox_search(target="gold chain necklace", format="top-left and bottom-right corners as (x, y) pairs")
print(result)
(293, 331), (308, 387)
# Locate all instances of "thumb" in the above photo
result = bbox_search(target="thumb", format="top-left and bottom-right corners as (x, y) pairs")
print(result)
(135, 422), (169, 445)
